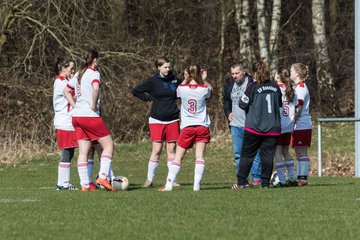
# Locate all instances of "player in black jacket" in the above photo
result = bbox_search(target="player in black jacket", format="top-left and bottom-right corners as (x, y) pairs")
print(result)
(132, 57), (182, 188)
(232, 61), (282, 189)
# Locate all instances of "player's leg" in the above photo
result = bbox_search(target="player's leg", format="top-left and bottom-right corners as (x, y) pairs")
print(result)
(160, 145), (186, 191)
(143, 141), (163, 187)
(77, 139), (92, 191)
(274, 145), (287, 185)
(57, 148), (75, 190)
(282, 146), (296, 184)
(96, 134), (116, 191)
(236, 131), (261, 188)
(295, 147), (310, 186)
(193, 142), (207, 191)
(258, 136), (279, 188)
(144, 123), (165, 187)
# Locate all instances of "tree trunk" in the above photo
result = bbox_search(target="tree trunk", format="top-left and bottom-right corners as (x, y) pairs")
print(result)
(312, 0), (338, 115)
(235, 0), (254, 68)
(269, 0), (281, 75)
(257, 0), (268, 64)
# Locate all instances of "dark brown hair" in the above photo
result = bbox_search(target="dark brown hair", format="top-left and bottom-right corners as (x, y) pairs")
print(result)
(277, 66), (294, 102)
(78, 49), (99, 83)
(252, 61), (269, 84)
(54, 57), (74, 75)
(186, 64), (204, 85)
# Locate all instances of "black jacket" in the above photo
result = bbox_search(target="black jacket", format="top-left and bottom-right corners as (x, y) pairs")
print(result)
(222, 75), (255, 119)
(239, 79), (282, 135)
(132, 72), (181, 121)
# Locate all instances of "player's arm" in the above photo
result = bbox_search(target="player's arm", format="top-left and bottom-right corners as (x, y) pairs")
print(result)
(294, 104), (302, 123)
(64, 85), (76, 108)
(92, 82), (100, 111)
(238, 82), (255, 111)
(131, 78), (153, 102)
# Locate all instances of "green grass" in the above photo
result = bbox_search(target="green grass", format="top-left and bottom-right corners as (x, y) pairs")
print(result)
(1, 135), (360, 240)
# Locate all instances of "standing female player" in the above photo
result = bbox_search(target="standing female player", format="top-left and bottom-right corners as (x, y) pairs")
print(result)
(273, 66), (298, 187)
(64, 49), (116, 191)
(132, 57), (182, 187)
(160, 64), (212, 192)
(290, 63), (312, 187)
(53, 57), (78, 190)
(234, 61), (282, 189)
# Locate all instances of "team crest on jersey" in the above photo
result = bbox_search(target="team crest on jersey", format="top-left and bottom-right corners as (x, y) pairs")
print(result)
(241, 94), (249, 103)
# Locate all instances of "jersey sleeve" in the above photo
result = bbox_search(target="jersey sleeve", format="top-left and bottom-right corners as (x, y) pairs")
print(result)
(296, 86), (306, 105)
(92, 71), (101, 85)
(239, 82), (255, 111)
(205, 87), (212, 99)
(176, 86), (182, 98)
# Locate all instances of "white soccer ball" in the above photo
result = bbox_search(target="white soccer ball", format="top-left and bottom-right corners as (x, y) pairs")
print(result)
(111, 176), (129, 191)
(270, 171), (280, 187)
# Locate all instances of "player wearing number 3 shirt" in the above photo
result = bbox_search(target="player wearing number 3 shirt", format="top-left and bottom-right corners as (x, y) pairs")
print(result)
(160, 64), (211, 192)
(234, 61), (282, 189)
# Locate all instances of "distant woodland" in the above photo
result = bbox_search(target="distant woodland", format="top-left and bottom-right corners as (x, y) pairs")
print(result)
(0, 0), (354, 157)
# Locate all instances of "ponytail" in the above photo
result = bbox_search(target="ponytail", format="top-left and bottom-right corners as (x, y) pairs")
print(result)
(78, 49), (99, 83)
(277, 66), (294, 102)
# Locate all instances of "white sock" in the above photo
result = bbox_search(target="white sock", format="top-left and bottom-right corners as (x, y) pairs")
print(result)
(275, 162), (286, 184)
(87, 159), (94, 182)
(285, 159), (295, 181)
(194, 159), (205, 190)
(77, 162), (89, 188)
(147, 159), (159, 182)
(99, 154), (112, 180)
(297, 157), (310, 177)
(167, 158), (177, 182)
(58, 162), (71, 187)
(109, 166), (114, 181)
(165, 161), (181, 187)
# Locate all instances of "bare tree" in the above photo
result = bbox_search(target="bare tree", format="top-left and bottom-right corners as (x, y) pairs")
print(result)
(257, 0), (268, 64)
(234, 0), (254, 67)
(269, 0), (281, 74)
(312, 0), (338, 114)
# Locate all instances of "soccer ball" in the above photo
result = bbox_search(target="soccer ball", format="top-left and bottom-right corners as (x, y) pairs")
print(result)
(111, 176), (129, 191)
(270, 171), (280, 187)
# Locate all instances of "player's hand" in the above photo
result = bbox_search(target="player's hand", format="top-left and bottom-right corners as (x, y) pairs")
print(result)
(228, 112), (234, 122)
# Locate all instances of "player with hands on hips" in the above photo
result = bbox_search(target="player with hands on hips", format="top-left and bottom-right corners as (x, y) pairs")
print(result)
(53, 57), (78, 190)
(131, 57), (182, 188)
(64, 49), (116, 192)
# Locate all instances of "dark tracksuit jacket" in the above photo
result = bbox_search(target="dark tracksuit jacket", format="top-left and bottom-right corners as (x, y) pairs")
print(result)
(131, 72), (181, 121)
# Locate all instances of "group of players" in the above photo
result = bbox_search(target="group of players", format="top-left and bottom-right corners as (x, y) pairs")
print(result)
(53, 49), (311, 192)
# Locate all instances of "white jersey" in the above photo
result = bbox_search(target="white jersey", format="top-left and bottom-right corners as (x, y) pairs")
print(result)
(53, 75), (75, 131)
(68, 67), (101, 117)
(177, 84), (211, 129)
(294, 82), (312, 130)
(278, 83), (297, 134)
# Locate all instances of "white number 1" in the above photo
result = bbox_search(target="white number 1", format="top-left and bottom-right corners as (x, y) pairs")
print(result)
(266, 94), (272, 113)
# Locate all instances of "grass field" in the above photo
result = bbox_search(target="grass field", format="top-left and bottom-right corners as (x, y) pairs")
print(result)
(1, 125), (360, 240)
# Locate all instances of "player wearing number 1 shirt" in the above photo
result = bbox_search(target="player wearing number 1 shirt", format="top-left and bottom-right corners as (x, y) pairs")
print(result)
(233, 61), (282, 190)
(160, 64), (212, 192)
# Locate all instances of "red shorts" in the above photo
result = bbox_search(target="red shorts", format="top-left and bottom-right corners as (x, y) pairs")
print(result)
(56, 129), (78, 150)
(277, 132), (292, 146)
(177, 125), (210, 149)
(72, 117), (111, 141)
(149, 121), (180, 142)
(291, 129), (312, 148)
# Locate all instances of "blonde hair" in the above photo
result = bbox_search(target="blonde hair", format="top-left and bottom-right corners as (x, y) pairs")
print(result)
(291, 63), (309, 81)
